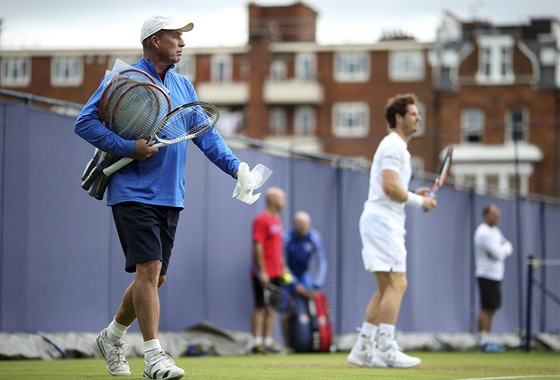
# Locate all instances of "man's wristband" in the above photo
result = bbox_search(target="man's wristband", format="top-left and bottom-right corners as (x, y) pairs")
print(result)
(405, 192), (424, 208)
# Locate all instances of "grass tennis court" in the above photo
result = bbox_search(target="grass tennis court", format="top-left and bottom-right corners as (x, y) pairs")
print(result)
(1, 351), (558, 379)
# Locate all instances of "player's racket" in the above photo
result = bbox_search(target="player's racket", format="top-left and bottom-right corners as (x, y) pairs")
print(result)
(429, 144), (453, 198)
(263, 284), (295, 317)
(101, 101), (219, 177)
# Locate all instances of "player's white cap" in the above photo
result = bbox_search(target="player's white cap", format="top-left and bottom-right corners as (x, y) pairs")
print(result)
(140, 15), (194, 43)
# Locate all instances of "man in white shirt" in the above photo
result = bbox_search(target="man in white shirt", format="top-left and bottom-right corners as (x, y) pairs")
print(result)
(474, 204), (513, 352)
(347, 93), (437, 369)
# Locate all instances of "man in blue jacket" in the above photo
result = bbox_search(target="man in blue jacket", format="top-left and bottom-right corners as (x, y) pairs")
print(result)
(284, 211), (327, 299)
(75, 15), (241, 379)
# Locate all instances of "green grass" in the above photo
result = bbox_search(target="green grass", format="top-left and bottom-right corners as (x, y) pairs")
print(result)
(0, 351), (559, 379)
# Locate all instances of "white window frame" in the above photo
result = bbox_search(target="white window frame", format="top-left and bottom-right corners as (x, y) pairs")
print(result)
(270, 60), (287, 82)
(506, 107), (528, 142)
(173, 55), (196, 81)
(461, 108), (485, 143)
(0, 57), (31, 87)
(51, 56), (83, 87)
(294, 106), (316, 136)
(389, 50), (424, 81)
(333, 51), (369, 82)
(475, 35), (514, 84)
(295, 53), (316, 82)
(539, 47), (555, 66)
(269, 107), (287, 135)
(332, 102), (369, 137)
(211, 54), (232, 83)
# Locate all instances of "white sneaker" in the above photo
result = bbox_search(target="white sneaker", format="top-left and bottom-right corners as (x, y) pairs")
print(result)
(96, 329), (131, 376)
(376, 341), (421, 368)
(144, 349), (185, 379)
(347, 333), (387, 368)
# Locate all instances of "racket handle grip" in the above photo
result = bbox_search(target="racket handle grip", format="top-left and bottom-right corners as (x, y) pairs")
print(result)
(103, 157), (134, 177)
(93, 175), (109, 200)
(103, 142), (166, 176)
(81, 166), (101, 190)
(81, 149), (100, 181)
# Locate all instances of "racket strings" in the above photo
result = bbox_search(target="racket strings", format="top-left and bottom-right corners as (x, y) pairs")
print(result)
(156, 104), (219, 143)
(99, 69), (156, 124)
(111, 84), (170, 139)
(265, 287), (294, 316)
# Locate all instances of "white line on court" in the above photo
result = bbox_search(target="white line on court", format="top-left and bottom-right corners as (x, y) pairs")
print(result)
(455, 376), (559, 380)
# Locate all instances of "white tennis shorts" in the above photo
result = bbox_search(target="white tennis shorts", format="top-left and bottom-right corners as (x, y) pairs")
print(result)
(359, 208), (407, 272)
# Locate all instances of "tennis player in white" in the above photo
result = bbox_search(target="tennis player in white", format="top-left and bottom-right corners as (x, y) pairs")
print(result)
(347, 93), (437, 368)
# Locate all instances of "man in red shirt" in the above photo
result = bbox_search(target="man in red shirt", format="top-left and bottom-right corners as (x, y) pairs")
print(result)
(250, 187), (287, 353)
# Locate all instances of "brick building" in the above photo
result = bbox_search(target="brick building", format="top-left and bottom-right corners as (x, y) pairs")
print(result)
(1, 2), (558, 197)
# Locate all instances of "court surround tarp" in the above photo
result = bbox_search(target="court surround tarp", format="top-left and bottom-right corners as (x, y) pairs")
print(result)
(1, 321), (558, 360)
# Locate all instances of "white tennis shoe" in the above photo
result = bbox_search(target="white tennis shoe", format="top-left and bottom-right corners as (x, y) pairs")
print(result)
(347, 333), (387, 368)
(95, 329), (131, 377)
(376, 340), (421, 368)
(143, 349), (185, 379)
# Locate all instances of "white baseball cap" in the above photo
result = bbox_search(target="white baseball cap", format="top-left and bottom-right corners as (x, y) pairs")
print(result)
(140, 15), (194, 43)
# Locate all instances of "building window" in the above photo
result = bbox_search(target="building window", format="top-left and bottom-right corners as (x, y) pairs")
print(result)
(389, 51), (424, 81)
(332, 103), (369, 137)
(51, 57), (83, 87)
(269, 108), (287, 135)
(334, 51), (369, 82)
(211, 55), (232, 82)
(506, 108), (528, 142)
(461, 108), (484, 143)
(540, 47), (555, 66)
(476, 36), (514, 84)
(270, 60), (287, 82)
(173, 55), (196, 81)
(295, 53), (316, 82)
(1, 57), (31, 87)
(294, 106), (316, 136)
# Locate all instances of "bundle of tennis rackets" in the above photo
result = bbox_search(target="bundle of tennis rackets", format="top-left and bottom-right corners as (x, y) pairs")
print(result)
(80, 67), (219, 200)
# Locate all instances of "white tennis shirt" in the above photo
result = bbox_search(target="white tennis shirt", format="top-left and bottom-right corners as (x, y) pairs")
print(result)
(363, 131), (411, 226)
(474, 222), (513, 281)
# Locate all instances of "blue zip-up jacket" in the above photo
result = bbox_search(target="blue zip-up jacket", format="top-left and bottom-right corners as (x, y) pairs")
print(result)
(284, 228), (328, 290)
(74, 57), (240, 207)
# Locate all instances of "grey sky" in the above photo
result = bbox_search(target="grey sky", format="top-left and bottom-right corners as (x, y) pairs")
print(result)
(1, 0), (558, 50)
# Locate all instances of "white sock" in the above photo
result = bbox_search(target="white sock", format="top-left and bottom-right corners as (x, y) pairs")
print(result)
(264, 336), (274, 346)
(144, 339), (162, 360)
(107, 318), (129, 344)
(479, 331), (489, 345)
(360, 322), (378, 339)
(253, 336), (263, 346)
(377, 323), (395, 351)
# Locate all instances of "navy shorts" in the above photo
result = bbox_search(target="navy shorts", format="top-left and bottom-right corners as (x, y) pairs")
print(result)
(252, 276), (283, 308)
(478, 277), (502, 310)
(112, 202), (181, 275)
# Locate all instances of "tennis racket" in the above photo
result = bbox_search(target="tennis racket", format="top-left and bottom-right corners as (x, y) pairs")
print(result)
(101, 101), (219, 177)
(81, 68), (159, 184)
(81, 75), (171, 193)
(429, 144), (453, 198)
(263, 284), (295, 317)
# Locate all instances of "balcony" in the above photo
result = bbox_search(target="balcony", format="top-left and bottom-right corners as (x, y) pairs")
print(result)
(196, 82), (249, 105)
(264, 80), (324, 104)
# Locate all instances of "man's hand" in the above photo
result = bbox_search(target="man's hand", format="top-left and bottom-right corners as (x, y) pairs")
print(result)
(133, 139), (159, 161)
